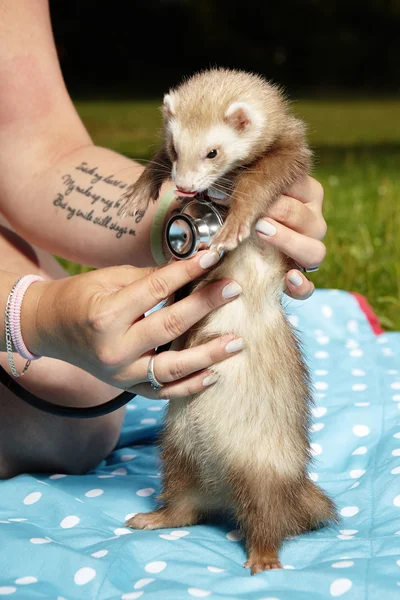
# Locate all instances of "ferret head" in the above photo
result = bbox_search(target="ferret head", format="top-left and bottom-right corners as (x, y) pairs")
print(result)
(162, 91), (268, 198)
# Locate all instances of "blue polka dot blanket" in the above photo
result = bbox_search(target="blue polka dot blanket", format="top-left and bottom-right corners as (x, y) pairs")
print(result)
(1, 289), (399, 600)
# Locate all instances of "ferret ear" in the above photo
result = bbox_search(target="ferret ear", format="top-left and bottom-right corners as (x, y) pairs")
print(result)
(163, 93), (176, 119)
(224, 102), (255, 132)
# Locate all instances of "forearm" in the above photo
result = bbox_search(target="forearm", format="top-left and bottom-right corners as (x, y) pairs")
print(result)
(1, 144), (177, 268)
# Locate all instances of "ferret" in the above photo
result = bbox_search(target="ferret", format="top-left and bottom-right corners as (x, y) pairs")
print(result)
(122, 69), (338, 574)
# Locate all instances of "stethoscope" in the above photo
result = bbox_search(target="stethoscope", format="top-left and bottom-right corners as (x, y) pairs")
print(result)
(0, 199), (226, 418)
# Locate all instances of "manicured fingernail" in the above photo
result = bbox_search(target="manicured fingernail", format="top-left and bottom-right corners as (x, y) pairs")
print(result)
(203, 372), (219, 387)
(255, 219), (277, 237)
(200, 250), (221, 269)
(288, 271), (303, 287)
(225, 338), (245, 353)
(222, 281), (242, 299)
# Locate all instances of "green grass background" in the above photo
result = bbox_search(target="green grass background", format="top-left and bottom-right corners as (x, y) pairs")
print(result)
(61, 99), (400, 330)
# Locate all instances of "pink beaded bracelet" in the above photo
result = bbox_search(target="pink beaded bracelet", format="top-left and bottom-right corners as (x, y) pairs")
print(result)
(4, 275), (44, 377)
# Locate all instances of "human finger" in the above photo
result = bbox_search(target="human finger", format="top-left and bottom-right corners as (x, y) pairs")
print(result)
(284, 176), (324, 208)
(114, 249), (222, 324)
(132, 278), (243, 353)
(267, 194), (327, 240)
(127, 368), (221, 400)
(284, 269), (315, 300)
(255, 218), (326, 269)
(129, 334), (245, 384)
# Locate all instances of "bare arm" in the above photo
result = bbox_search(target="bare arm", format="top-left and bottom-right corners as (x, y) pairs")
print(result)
(0, 0), (177, 268)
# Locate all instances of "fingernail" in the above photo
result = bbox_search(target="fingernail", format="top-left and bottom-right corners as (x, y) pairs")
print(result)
(225, 338), (245, 353)
(203, 372), (219, 387)
(200, 250), (221, 269)
(255, 219), (277, 237)
(288, 271), (303, 287)
(222, 281), (242, 299)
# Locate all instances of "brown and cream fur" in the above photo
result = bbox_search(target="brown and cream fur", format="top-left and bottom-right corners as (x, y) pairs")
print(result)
(123, 69), (338, 573)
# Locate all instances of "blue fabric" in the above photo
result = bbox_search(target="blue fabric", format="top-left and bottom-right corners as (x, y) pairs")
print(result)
(1, 289), (399, 600)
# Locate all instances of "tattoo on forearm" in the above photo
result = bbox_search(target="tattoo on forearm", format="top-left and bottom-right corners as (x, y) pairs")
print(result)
(52, 162), (144, 240)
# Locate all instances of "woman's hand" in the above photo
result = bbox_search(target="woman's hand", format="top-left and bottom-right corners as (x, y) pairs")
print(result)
(22, 251), (244, 400)
(255, 176), (326, 300)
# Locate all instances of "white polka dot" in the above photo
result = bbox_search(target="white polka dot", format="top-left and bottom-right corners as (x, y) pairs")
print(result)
(394, 433), (400, 439)
(352, 446), (367, 455)
(340, 530), (358, 535)
(147, 406), (163, 412)
(145, 561), (167, 573)
(391, 466), (400, 474)
(331, 561), (354, 569)
(60, 515), (80, 529)
(349, 482), (360, 489)
(315, 369), (329, 376)
(49, 474), (67, 480)
(311, 443), (322, 456)
(352, 425), (370, 437)
(391, 382), (400, 390)
(346, 339), (359, 349)
(112, 468), (128, 475)
(350, 470), (365, 479)
(134, 579), (155, 589)
(288, 315), (299, 327)
(169, 530), (190, 538)
(350, 349), (363, 357)
(312, 407), (327, 418)
(393, 395), (400, 401)
(91, 550), (108, 558)
(188, 589), (211, 598)
(23, 492), (42, 505)
(125, 513), (137, 521)
(355, 402), (370, 407)
(98, 475), (115, 479)
(114, 528), (133, 536)
(0, 588), (16, 595)
(283, 565), (296, 569)
(330, 578), (352, 596)
(30, 537), (52, 544)
(377, 336), (388, 344)
(311, 423), (325, 432)
(317, 336), (330, 345)
(159, 534), (177, 540)
(14, 577), (37, 585)
(315, 381), (328, 391)
(121, 593), (143, 600)
(382, 348), (394, 356)
(352, 384), (367, 392)
(127, 404), (137, 410)
(141, 418), (157, 425)
(121, 455), (136, 462)
(309, 472), (319, 482)
(340, 506), (359, 517)
(322, 305), (333, 318)
(226, 529), (243, 541)
(207, 566), (226, 573)
(136, 488), (155, 497)
(394, 495), (400, 507)
(337, 535), (354, 540)
(85, 489), (104, 498)
(351, 369), (365, 376)
(74, 567), (96, 585)
(392, 449), (400, 456)
(347, 320), (358, 333)
(315, 351), (329, 359)
(8, 518), (27, 522)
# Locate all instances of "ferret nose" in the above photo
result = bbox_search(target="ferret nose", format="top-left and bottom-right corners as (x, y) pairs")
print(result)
(176, 184), (194, 193)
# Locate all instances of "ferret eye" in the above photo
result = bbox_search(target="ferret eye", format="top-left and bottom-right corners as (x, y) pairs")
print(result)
(206, 149), (218, 159)
(171, 144), (178, 160)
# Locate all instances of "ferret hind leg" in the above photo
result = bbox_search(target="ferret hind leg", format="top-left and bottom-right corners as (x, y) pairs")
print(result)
(126, 444), (203, 530)
(230, 470), (333, 575)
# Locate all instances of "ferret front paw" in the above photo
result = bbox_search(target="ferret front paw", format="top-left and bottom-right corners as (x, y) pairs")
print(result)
(125, 512), (159, 530)
(210, 218), (252, 252)
(244, 553), (283, 575)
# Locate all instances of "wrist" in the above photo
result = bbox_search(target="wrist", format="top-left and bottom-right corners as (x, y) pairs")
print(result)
(20, 279), (57, 358)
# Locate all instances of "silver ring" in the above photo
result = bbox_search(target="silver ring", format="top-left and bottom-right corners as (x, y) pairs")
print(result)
(147, 355), (164, 390)
(295, 263), (319, 274)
